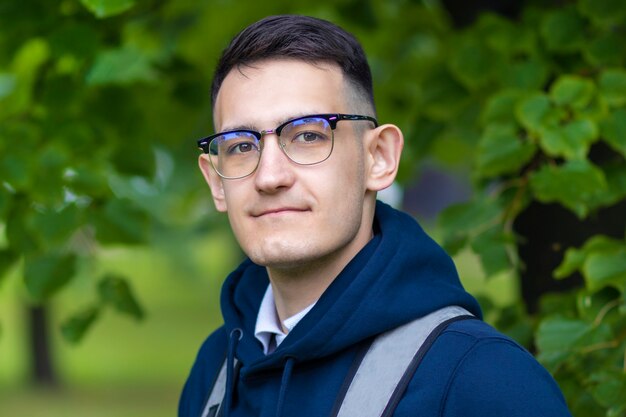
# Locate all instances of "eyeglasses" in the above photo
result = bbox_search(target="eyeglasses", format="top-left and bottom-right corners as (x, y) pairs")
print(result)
(197, 113), (378, 179)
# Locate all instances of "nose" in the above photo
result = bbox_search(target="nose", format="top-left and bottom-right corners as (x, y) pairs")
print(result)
(253, 134), (295, 193)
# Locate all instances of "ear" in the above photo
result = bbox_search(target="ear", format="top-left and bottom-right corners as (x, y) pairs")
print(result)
(198, 154), (228, 212)
(364, 124), (404, 191)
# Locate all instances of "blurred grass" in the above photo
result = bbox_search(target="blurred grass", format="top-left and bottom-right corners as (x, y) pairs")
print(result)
(0, 384), (180, 417)
(0, 228), (241, 416)
(0, 222), (517, 416)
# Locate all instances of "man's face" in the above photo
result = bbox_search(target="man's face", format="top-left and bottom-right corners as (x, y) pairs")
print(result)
(202, 59), (376, 272)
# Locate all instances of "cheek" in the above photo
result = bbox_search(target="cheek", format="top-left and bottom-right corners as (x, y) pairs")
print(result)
(222, 187), (249, 234)
(317, 153), (367, 223)
(332, 145), (366, 195)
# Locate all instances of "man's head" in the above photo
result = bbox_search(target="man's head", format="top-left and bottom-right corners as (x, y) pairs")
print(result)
(199, 16), (403, 279)
(210, 15), (376, 116)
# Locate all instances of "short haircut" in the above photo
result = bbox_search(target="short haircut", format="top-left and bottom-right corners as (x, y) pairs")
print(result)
(211, 15), (375, 114)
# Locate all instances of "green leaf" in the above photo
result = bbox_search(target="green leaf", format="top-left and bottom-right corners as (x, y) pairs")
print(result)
(537, 118), (598, 160)
(583, 32), (625, 67)
(540, 7), (586, 53)
(91, 198), (150, 245)
(30, 145), (70, 206)
(98, 274), (144, 319)
(599, 69), (626, 107)
(420, 70), (469, 121)
(65, 164), (111, 198)
(30, 204), (82, 250)
(87, 47), (157, 85)
(49, 23), (101, 60)
(554, 236), (624, 279)
(529, 160), (607, 218)
(575, 92), (610, 121)
(476, 123), (536, 177)
(482, 90), (523, 125)
(80, 0), (135, 18)
(536, 317), (591, 371)
(111, 140), (155, 177)
(5, 199), (38, 254)
(583, 247), (626, 291)
(590, 372), (626, 411)
(603, 164), (626, 204)
(24, 253), (76, 301)
(576, 288), (621, 323)
(550, 75), (595, 109)
(470, 226), (514, 277)
(516, 93), (554, 133)
(3, 38), (50, 115)
(539, 291), (578, 317)
(494, 305), (534, 348)
(438, 195), (503, 254)
(499, 57), (549, 90)
(0, 249), (18, 285)
(578, 0), (626, 25)
(536, 317), (591, 352)
(536, 316), (614, 372)
(474, 14), (518, 54)
(0, 143), (34, 191)
(60, 306), (100, 344)
(554, 248), (586, 279)
(449, 37), (497, 90)
(600, 109), (626, 158)
(581, 236), (623, 254)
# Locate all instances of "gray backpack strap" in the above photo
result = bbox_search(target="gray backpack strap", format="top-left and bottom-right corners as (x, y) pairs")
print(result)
(200, 306), (473, 417)
(201, 360), (228, 417)
(335, 305), (474, 417)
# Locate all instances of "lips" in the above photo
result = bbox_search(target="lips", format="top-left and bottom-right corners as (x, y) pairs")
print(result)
(251, 207), (309, 217)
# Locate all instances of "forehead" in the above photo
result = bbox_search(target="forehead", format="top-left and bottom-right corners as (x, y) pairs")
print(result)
(213, 59), (349, 131)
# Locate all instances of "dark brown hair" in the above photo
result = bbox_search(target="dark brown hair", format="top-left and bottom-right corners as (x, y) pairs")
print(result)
(211, 15), (375, 112)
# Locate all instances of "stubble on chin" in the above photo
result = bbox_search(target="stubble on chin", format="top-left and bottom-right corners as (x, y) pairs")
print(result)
(243, 233), (317, 269)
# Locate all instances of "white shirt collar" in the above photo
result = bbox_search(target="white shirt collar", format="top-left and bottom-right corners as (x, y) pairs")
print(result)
(254, 284), (316, 354)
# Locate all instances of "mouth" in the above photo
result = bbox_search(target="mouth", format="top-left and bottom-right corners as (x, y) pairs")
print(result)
(252, 207), (310, 218)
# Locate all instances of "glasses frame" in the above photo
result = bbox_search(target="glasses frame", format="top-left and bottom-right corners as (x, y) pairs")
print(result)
(197, 113), (378, 179)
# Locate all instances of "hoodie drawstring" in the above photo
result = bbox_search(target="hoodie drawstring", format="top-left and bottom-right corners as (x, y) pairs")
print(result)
(223, 328), (242, 417)
(222, 331), (295, 417)
(275, 357), (295, 417)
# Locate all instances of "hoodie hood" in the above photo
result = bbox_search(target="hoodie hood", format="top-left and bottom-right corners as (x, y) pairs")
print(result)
(220, 200), (482, 375)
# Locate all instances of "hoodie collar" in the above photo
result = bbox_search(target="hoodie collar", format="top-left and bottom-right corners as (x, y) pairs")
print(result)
(220, 200), (482, 373)
(254, 284), (316, 354)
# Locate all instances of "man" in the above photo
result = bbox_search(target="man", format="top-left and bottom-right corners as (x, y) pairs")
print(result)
(180, 15), (571, 417)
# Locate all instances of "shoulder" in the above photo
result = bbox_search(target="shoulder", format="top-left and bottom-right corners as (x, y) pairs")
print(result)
(178, 326), (228, 417)
(429, 319), (571, 417)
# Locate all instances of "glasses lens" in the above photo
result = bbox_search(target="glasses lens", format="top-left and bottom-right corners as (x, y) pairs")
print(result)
(209, 131), (260, 178)
(280, 117), (333, 165)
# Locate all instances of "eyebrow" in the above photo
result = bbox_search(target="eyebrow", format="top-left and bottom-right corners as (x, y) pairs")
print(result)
(218, 111), (326, 133)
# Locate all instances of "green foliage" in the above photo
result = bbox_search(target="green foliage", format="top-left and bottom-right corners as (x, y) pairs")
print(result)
(59, 272), (145, 345)
(1, 0), (624, 413)
(60, 306), (100, 344)
(432, 1), (626, 415)
(98, 274), (144, 319)
(0, 0), (223, 344)
(529, 160), (607, 218)
(23, 252), (77, 301)
(80, 0), (136, 18)
(87, 47), (158, 85)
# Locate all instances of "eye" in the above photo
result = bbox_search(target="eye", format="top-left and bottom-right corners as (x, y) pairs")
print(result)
(293, 131), (328, 143)
(227, 140), (259, 155)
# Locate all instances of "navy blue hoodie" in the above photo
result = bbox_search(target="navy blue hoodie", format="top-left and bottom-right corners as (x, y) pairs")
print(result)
(179, 201), (571, 417)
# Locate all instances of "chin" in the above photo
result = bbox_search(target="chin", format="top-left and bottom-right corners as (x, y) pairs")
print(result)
(243, 237), (320, 268)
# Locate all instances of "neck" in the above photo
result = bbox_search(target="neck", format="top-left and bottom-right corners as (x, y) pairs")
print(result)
(267, 227), (374, 325)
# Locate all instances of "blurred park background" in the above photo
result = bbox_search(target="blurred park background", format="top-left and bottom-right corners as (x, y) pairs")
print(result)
(1, 0), (626, 416)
